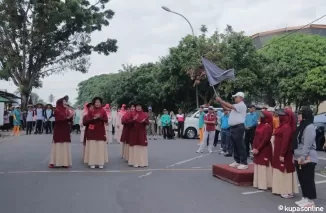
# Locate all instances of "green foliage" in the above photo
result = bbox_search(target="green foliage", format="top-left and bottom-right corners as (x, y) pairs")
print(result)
(0, 0), (118, 109)
(76, 26), (262, 112)
(259, 33), (326, 107)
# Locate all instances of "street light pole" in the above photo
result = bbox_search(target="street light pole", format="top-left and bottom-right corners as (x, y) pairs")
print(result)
(161, 6), (199, 109)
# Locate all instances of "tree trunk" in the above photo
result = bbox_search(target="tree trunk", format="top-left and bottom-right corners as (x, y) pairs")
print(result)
(21, 92), (30, 111)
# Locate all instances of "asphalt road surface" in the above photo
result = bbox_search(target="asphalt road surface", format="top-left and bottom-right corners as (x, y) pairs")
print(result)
(0, 133), (326, 213)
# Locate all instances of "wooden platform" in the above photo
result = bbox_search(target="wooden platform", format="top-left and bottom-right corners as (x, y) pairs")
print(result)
(212, 164), (254, 186)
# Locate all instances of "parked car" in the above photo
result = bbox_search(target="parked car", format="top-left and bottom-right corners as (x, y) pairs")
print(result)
(314, 112), (326, 123)
(183, 108), (223, 139)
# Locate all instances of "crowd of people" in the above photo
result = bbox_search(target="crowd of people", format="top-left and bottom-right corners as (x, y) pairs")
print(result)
(196, 91), (323, 208)
(49, 96), (150, 169)
(1, 91), (325, 208)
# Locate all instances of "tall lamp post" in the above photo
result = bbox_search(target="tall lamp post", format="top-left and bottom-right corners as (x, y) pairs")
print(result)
(161, 6), (199, 109)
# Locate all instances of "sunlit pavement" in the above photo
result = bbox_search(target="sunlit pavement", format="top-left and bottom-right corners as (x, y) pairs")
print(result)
(0, 134), (326, 213)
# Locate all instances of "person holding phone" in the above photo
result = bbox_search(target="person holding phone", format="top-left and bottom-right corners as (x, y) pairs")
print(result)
(49, 95), (73, 168)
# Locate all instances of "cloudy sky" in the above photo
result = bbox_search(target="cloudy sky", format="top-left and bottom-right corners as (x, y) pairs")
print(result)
(1, 0), (326, 104)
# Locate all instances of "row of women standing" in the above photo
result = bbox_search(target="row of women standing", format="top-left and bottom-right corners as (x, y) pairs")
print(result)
(49, 96), (149, 169)
(253, 108), (317, 207)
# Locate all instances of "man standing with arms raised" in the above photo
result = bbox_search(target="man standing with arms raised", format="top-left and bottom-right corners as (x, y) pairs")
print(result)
(215, 92), (248, 170)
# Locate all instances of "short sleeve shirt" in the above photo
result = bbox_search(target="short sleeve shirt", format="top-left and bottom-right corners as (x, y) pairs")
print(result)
(205, 113), (217, 131)
(228, 101), (247, 126)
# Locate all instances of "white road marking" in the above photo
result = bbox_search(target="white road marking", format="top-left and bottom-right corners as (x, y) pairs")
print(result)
(242, 190), (265, 195)
(318, 157), (326, 161)
(192, 167), (202, 169)
(165, 151), (217, 168)
(315, 173), (326, 178)
(138, 171), (152, 178)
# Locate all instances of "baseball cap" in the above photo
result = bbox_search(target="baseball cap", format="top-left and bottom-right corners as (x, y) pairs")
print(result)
(148, 106), (152, 110)
(248, 104), (256, 108)
(208, 106), (214, 110)
(232, 92), (245, 98)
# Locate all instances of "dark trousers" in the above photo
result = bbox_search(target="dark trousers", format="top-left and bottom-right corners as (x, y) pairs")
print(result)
(51, 121), (55, 130)
(230, 124), (247, 164)
(245, 127), (256, 156)
(177, 122), (184, 138)
(295, 161), (317, 200)
(112, 125), (115, 135)
(213, 130), (220, 146)
(45, 120), (52, 133)
(163, 126), (169, 139)
(20, 120), (25, 130)
(26, 121), (33, 134)
(221, 128), (231, 153)
(35, 120), (43, 133)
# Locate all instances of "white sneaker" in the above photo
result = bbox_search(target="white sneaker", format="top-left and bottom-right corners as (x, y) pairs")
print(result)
(90, 165), (95, 169)
(295, 198), (307, 206)
(208, 150), (212, 154)
(220, 151), (226, 154)
(133, 164), (139, 168)
(237, 164), (248, 170)
(299, 199), (315, 207)
(98, 165), (104, 169)
(196, 149), (203, 153)
(281, 194), (294, 199)
(229, 162), (240, 168)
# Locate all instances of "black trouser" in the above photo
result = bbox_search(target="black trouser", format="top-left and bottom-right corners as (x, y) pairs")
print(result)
(213, 130), (220, 146)
(35, 120), (43, 133)
(26, 121), (33, 134)
(112, 125), (115, 135)
(45, 120), (52, 133)
(51, 121), (55, 130)
(295, 161), (317, 200)
(245, 127), (256, 156)
(230, 124), (247, 164)
(20, 120), (25, 130)
(177, 122), (184, 138)
(163, 126), (169, 139)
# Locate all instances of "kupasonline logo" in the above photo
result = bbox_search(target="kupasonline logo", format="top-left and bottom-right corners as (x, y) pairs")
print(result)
(278, 205), (324, 212)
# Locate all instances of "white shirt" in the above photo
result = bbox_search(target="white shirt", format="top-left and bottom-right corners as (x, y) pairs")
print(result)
(228, 101), (247, 126)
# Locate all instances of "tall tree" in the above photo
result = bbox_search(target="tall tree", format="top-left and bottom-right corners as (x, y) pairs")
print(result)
(0, 0), (118, 109)
(259, 33), (326, 107)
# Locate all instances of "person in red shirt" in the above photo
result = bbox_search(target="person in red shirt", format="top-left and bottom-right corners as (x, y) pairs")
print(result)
(196, 106), (217, 154)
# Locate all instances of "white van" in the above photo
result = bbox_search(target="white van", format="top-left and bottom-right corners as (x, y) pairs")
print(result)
(184, 107), (223, 139)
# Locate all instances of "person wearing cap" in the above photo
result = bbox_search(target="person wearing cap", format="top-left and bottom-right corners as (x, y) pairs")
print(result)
(252, 111), (273, 190)
(160, 109), (171, 139)
(215, 92), (248, 170)
(147, 106), (157, 140)
(196, 106), (217, 154)
(293, 106), (318, 207)
(12, 106), (22, 136)
(244, 105), (259, 157)
(272, 109), (298, 198)
(26, 105), (34, 135)
(198, 106), (205, 145)
(44, 104), (54, 134)
(34, 103), (44, 134)
(49, 96), (73, 168)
